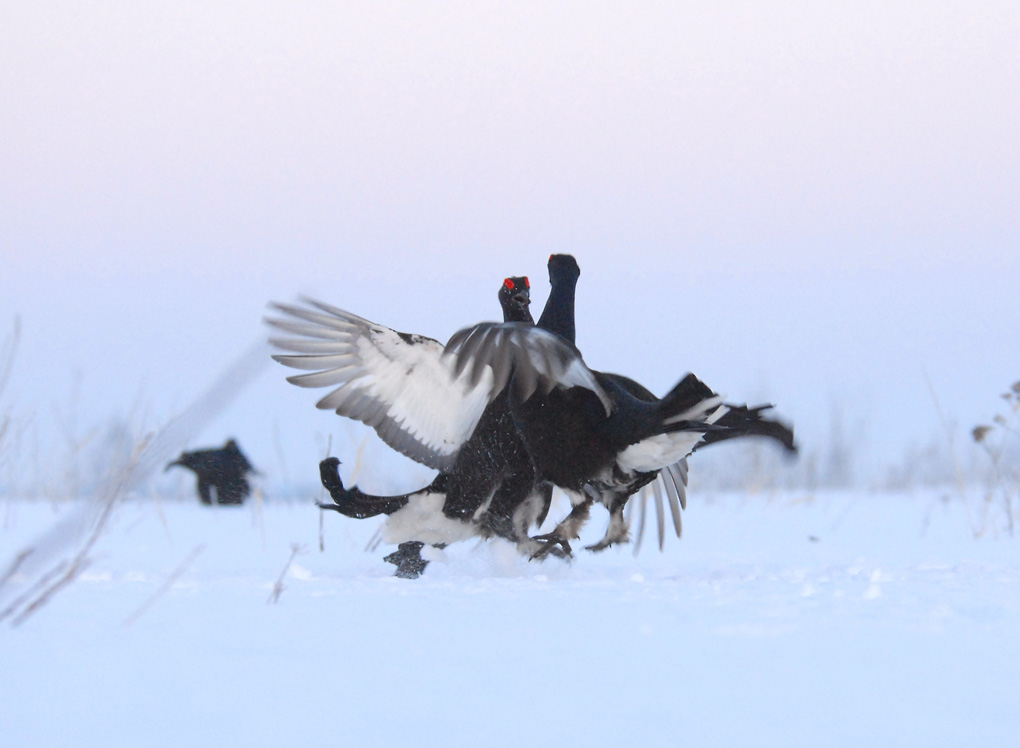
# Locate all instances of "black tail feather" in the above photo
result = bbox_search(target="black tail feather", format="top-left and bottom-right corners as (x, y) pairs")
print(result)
(653, 374), (797, 453)
(698, 405), (797, 453)
(658, 373), (717, 415)
(317, 457), (412, 518)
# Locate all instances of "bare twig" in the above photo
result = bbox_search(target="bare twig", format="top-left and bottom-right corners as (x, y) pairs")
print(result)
(10, 558), (94, 627)
(123, 544), (205, 627)
(267, 543), (306, 604)
(318, 434), (333, 553)
(923, 372), (977, 534)
(971, 383), (1020, 536)
(0, 560), (68, 624)
(0, 548), (33, 592)
(0, 316), (20, 403)
(0, 415), (10, 455)
(0, 317), (20, 462)
(7, 436), (149, 626)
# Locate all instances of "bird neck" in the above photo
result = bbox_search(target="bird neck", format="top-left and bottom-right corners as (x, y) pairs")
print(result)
(505, 305), (535, 324)
(537, 276), (577, 344)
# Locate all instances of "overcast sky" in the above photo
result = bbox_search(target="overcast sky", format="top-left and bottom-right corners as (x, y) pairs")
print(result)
(3, 1), (1018, 491)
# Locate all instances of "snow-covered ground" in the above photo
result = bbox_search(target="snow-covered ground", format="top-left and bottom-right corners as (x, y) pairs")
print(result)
(2, 487), (1018, 747)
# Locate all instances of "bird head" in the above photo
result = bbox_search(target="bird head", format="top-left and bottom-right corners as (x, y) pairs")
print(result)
(547, 254), (580, 286)
(498, 276), (533, 322)
(165, 453), (193, 472)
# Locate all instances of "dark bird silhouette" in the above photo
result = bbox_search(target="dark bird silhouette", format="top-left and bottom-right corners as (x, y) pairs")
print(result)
(439, 319), (734, 556)
(270, 297), (732, 553)
(320, 260), (692, 557)
(309, 270), (688, 569)
(268, 260), (796, 572)
(277, 277), (559, 577)
(529, 254), (795, 552)
(166, 439), (255, 506)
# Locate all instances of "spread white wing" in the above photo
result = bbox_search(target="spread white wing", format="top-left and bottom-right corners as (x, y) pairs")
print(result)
(267, 299), (495, 471)
(267, 300), (613, 471)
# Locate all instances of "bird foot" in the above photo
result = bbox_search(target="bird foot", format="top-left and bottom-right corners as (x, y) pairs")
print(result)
(383, 541), (429, 579)
(477, 512), (515, 543)
(528, 533), (573, 560)
(585, 529), (630, 553)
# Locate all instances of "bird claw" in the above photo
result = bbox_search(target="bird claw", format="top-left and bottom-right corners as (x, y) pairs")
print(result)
(529, 533), (573, 560)
(383, 541), (428, 579)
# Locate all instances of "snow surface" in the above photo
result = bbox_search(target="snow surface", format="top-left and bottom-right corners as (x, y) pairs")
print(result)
(3, 488), (1018, 748)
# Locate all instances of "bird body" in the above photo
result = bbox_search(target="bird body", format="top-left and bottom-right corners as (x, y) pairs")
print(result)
(166, 439), (255, 506)
(286, 278), (563, 571)
(267, 256), (796, 573)
(270, 297), (730, 558)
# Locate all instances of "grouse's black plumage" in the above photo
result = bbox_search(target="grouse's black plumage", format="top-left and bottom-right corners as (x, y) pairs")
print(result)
(308, 264), (694, 560)
(526, 254), (796, 551)
(527, 255), (688, 550)
(268, 288), (600, 476)
(166, 439), (255, 506)
(268, 260), (796, 570)
(293, 277), (562, 574)
(429, 314), (733, 556)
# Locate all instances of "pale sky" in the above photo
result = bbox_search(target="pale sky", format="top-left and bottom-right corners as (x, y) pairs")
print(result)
(2, 2), (1018, 492)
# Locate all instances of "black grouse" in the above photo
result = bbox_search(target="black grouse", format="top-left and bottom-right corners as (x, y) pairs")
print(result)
(166, 439), (255, 506)
(306, 269), (685, 568)
(529, 254), (689, 551)
(529, 254), (795, 552)
(269, 295), (735, 548)
(268, 261), (795, 569)
(272, 278), (560, 577)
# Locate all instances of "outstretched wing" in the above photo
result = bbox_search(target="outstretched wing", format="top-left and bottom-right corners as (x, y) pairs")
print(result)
(267, 298), (495, 471)
(444, 322), (612, 415)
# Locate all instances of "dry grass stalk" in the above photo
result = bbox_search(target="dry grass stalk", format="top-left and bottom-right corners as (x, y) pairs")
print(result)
(5, 436), (149, 626)
(971, 380), (1020, 536)
(267, 543), (306, 604)
(318, 434), (333, 553)
(0, 560), (68, 624)
(924, 373), (979, 534)
(0, 317), (20, 475)
(0, 549), (34, 592)
(0, 316), (20, 403)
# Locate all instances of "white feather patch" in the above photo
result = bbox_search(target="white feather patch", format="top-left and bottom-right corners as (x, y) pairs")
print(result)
(267, 299), (497, 471)
(381, 493), (481, 546)
(616, 432), (706, 474)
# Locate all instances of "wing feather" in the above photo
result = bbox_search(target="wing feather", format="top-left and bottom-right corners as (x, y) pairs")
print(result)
(653, 474), (666, 551)
(663, 464), (684, 537)
(266, 299), (495, 471)
(444, 323), (611, 413)
(667, 459), (689, 511)
(629, 488), (647, 556)
(269, 305), (615, 471)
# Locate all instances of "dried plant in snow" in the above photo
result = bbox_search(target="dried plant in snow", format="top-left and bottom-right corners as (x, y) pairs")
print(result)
(970, 380), (1020, 535)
